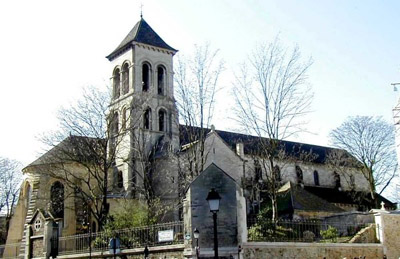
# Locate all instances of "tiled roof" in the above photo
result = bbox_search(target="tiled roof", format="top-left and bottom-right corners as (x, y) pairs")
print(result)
(107, 18), (177, 60)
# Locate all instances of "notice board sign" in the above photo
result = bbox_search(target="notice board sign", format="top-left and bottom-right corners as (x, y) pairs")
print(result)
(158, 229), (174, 242)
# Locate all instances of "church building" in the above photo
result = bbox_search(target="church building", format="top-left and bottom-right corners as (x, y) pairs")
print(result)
(5, 16), (396, 259)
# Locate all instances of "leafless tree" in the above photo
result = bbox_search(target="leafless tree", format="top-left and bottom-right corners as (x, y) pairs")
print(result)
(39, 86), (112, 230)
(329, 116), (398, 201)
(233, 37), (313, 220)
(0, 157), (22, 240)
(39, 86), (175, 229)
(174, 43), (224, 190)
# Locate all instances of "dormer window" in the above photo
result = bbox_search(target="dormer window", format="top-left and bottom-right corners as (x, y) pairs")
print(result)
(142, 63), (151, 92)
(157, 66), (165, 95)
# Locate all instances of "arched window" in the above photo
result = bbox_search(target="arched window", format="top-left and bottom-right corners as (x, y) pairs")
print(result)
(158, 109), (166, 132)
(113, 68), (120, 99)
(142, 63), (151, 92)
(273, 165), (281, 182)
(111, 112), (119, 136)
(313, 170), (320, 186)
(157, 66), (165, 95)
(122, 63), (129, 95)
(295, 165), (303, 184)
(51, 181), (64, 218)
(144, 108), (151, 130)
(122, 108), (128, 130)
(254, 160), (262, 182)
(117, 171), (123, 188)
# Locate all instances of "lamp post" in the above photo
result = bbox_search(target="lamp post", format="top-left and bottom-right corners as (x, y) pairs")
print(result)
(193, 228), (200, 258)
(206, 188), (221, 259)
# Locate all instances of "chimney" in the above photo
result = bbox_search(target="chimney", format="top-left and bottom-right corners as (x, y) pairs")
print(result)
(236, 142), (244, 158)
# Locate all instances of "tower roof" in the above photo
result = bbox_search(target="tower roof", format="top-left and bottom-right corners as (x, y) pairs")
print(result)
(106, 18), (177, 60)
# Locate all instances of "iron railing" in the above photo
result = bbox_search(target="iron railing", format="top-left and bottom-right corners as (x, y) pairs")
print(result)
(0, 242), (21, 259)
(55, 221), (184, 255)
(248, 219), (375, 243)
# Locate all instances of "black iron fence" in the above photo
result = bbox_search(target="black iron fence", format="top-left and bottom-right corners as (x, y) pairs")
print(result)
(248, 218), (375, 243)
(53, 221), (184, 256)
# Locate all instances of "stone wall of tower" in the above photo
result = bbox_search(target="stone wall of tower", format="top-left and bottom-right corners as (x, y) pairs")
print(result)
(108, 42), (179, 199)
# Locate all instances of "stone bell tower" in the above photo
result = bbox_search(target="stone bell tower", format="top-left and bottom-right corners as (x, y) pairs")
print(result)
(106, 17), (179, 196)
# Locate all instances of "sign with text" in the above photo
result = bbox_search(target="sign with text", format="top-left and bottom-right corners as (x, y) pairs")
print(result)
(158, 229), (174, 242)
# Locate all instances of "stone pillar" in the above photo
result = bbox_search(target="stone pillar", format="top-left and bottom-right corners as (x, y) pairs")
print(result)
(372, 209), (400, 258)
(24, 225), (31, 259)
(43, 219), (54, 258)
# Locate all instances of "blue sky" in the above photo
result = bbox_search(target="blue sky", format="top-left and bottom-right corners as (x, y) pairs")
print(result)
(0, 0), (399, 165)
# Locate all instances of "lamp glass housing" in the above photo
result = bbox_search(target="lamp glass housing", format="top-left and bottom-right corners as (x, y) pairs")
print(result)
(193, 228), (200, 239)
(206, 188), (221, 212)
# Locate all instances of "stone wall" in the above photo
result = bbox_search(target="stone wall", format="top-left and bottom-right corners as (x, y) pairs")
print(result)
(242, 242), (384, 258)
(379, 212), (400, 258)
(349, 224), (377, 243)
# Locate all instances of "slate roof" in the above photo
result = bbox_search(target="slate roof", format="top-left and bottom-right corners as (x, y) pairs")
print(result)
(25, 135), (105, 169)
(107, 18), (177, 60)
(304, 185), (397, 209)
(179, 125), (358, 164)
(278, 182), (344, 213)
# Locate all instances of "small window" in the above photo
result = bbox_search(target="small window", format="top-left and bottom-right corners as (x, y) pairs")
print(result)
(144, 108), (151, 130)
(333, 171), (341, 189)
(113, 68), (120, 99)
(313, 170), (320, 186)
(274, 165), (281, 182)
(111, 112), (119, 136)
(157, 66), (165, 95)
(117, 171), (123, 188)
(122, 108), (129, 130)
(91, 221), (97, 233)
(158, 109), (166, 132)
(34, 219), (42, 231)
(122, 63), (129, 95)
(295, 165), (303, 184)
(142, 63), (150, 92)
(254, 160), (262, 182)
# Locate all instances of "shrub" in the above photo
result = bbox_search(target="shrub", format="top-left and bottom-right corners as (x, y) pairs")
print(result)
(320, 226), (338, 242)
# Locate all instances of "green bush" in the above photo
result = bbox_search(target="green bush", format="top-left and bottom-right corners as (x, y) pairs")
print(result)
(320, 226), (338, 242)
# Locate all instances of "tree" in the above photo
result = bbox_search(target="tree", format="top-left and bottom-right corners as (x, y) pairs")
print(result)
(233, 37), (313, 220)
(174, 43), (224, 192)
(329, 116), (398, 201)
(39, 86), (113, 230)
(39, 86), (175, 230)
(0, 157), (22, 242)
